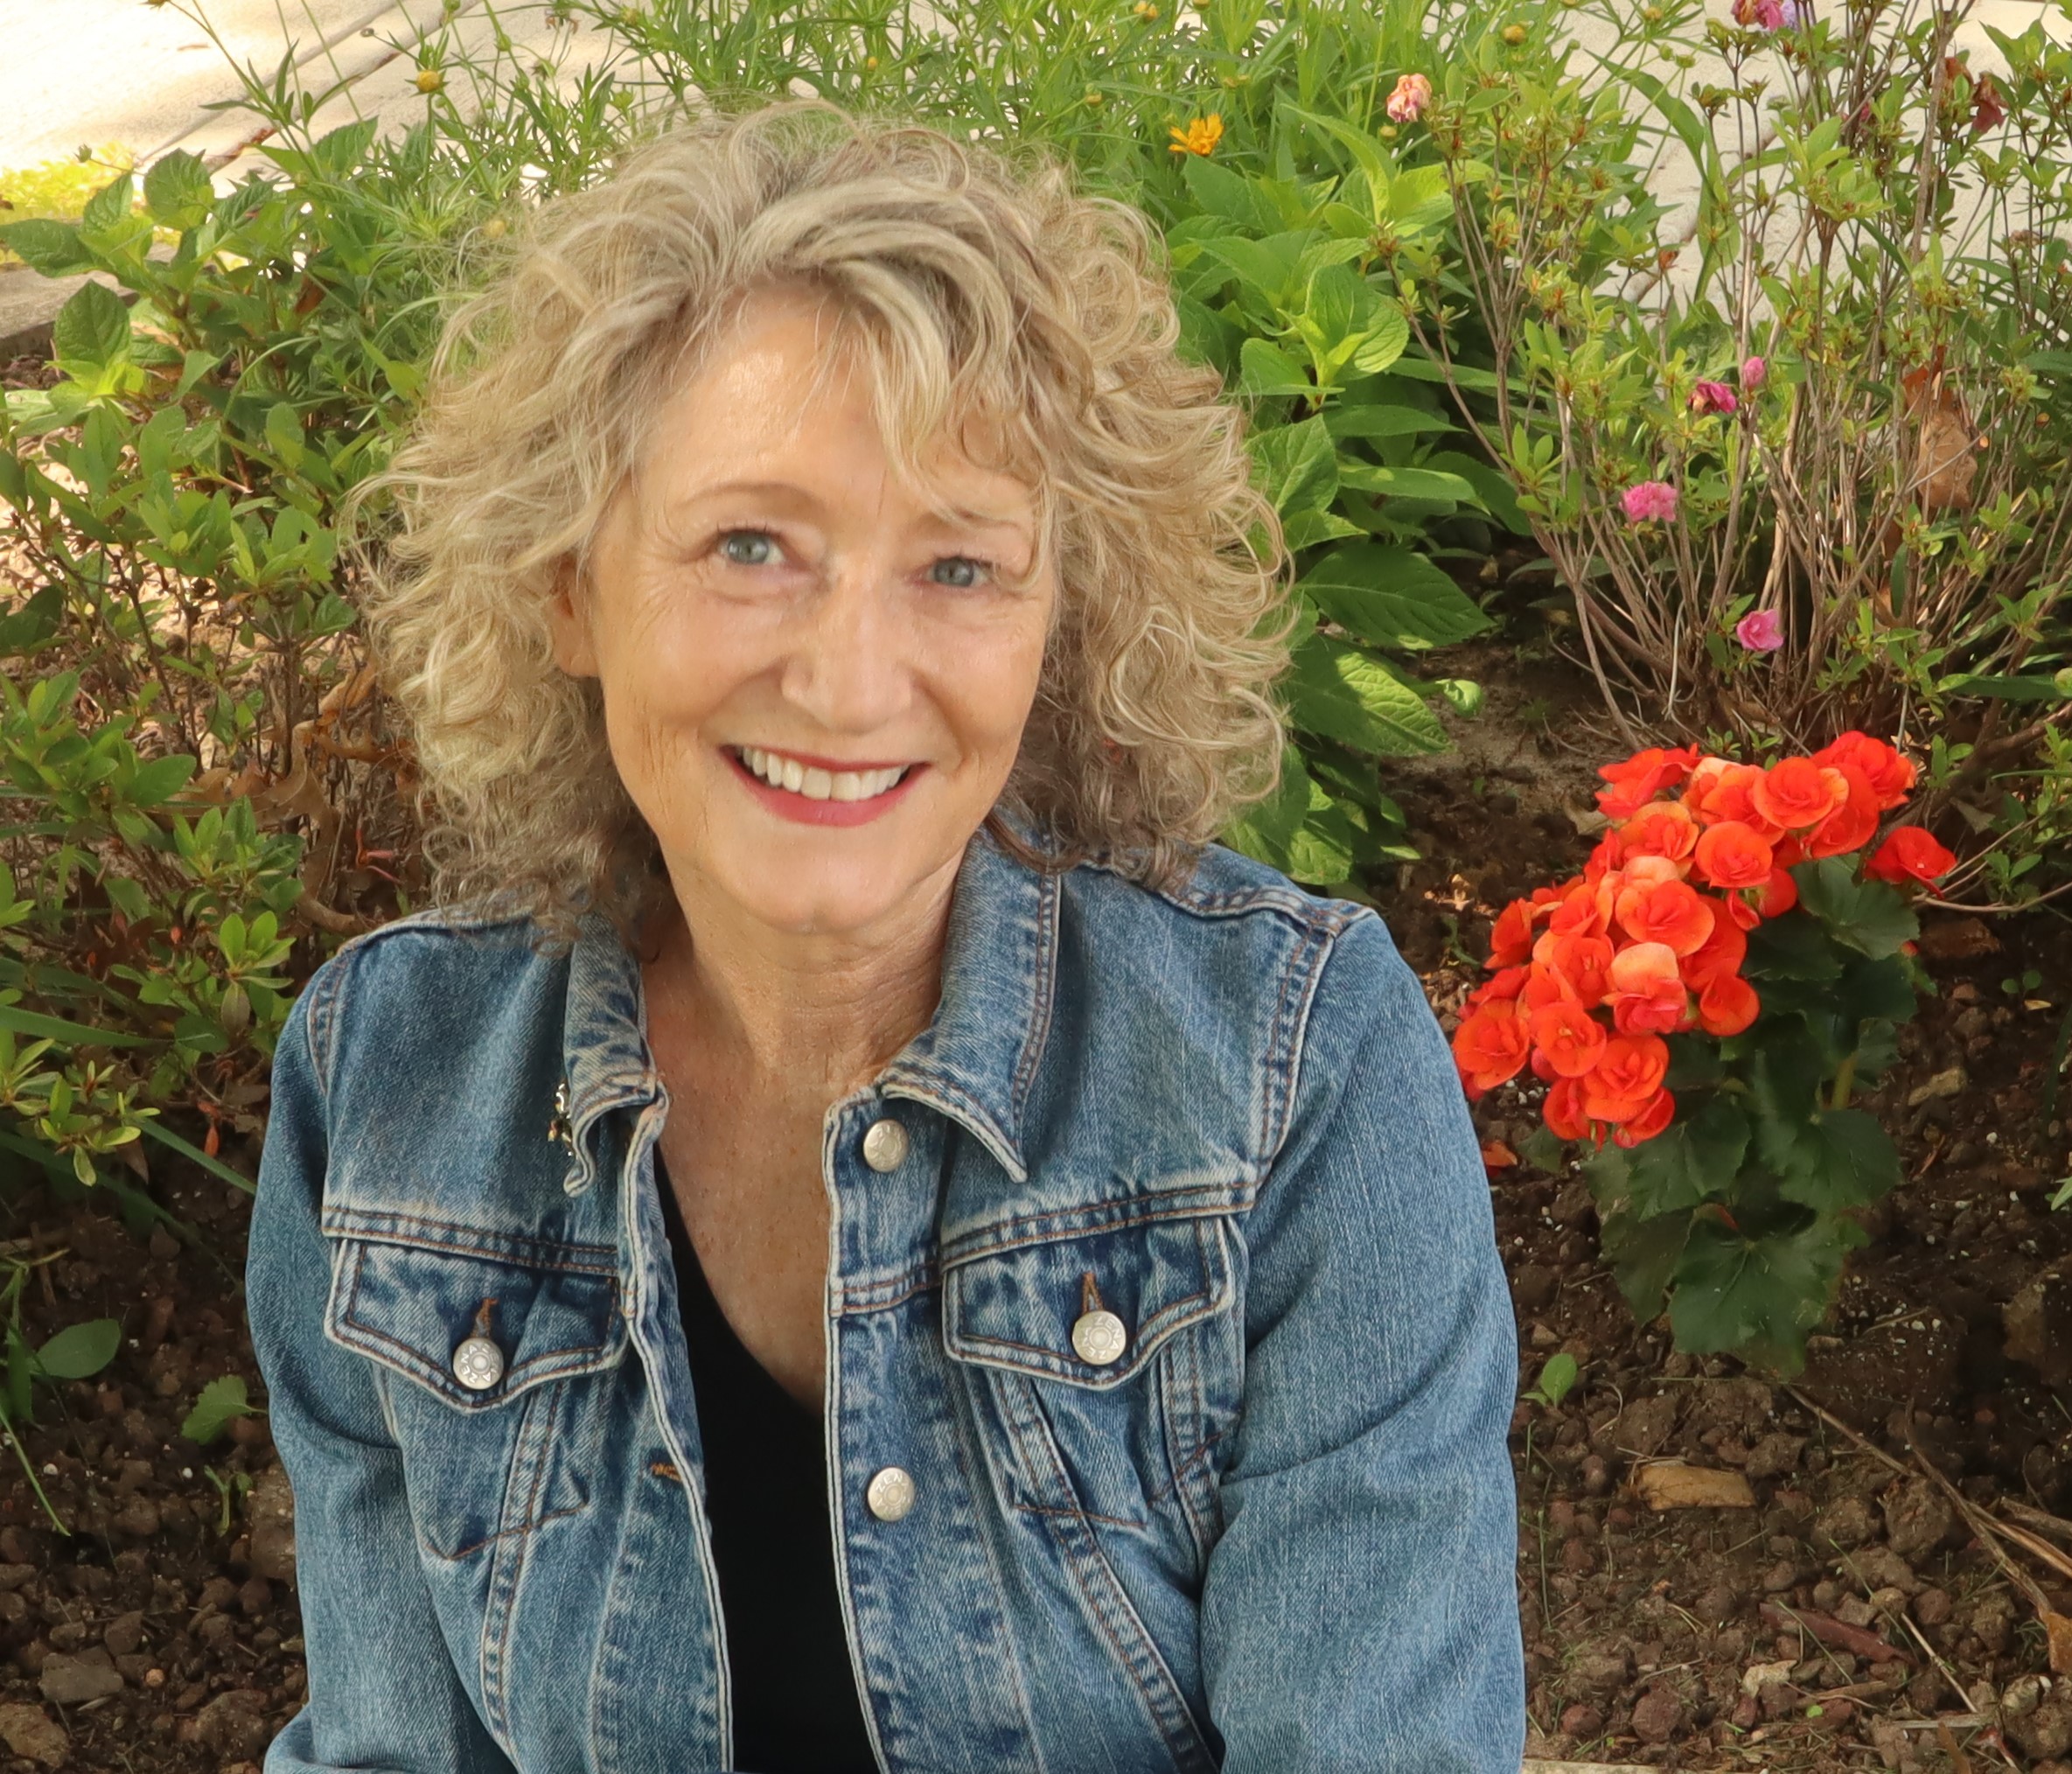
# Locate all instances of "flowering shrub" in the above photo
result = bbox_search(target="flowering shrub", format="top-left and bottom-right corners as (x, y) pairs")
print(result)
(1378, 0), (2072, 906)
(1452, 736), (1953, 1372)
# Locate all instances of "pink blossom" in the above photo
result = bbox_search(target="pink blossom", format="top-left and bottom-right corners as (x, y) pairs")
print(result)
(1621, 480), (1679, 525)
(1735, 609), (1784, 652)
(1733, 0), (1788, 26)
(1689, 380), (1738, 416)
(1741, 354), (1767, 391)
(1385, 73), (1432, 124)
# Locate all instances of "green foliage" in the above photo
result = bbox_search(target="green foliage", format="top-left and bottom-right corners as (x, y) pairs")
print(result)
(1583, 861), (1922, 1376)
(181, 1372), (258, 1446)
(1522, 1350), (1578, 1407)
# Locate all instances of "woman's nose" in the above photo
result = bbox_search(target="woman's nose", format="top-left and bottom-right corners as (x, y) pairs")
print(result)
(778, 562), (914, 735)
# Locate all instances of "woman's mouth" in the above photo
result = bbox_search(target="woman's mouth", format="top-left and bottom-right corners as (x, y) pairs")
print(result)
(725, 744), (924, 828)
(734, 744), (912, 803)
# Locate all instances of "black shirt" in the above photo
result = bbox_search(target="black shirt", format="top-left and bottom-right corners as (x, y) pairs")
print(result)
(654, 1154), (880, 1774)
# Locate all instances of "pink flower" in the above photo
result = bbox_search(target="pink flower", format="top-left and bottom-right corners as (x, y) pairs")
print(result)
(1622, 480), (1679, 524)
(1385, 73), (1432, 123)
(1735, 609), (1784, 652)
(1741, 354), (1767, 391)
(1733, 0), (1787, 25)
(1689, 380), (1738, 416)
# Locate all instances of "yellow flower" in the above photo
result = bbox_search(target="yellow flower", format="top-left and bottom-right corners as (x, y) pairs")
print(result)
(864, 53), (879, 69)
(1501, 22), (1528, 42)
(1167, 114), (1224, 157)
(415, 66), (445, 94)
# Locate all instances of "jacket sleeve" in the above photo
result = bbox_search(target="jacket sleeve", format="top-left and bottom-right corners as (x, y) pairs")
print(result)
(1199, 910), (1524, 1772)
(248, 971), (518, 1774)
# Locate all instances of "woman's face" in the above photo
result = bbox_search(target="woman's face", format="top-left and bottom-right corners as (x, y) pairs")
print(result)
(549, 288), (1057, 940)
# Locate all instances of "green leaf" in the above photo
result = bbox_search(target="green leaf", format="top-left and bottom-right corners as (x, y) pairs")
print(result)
(1322, 405), (1455, 443)
(1771, 1108), (1901, 1212)
(1622, 1098), (1750, 1216)
(1597, 1203), (1692, 1324)
(1336, 460), (1482, 504)
(1251, 417), (1337, 518)
(1742, 911), (1844, 982)
(1938, 673), (2071, 702)
(180, 1374), (255, 1446)
(0, 1004), (153, 1048)
(143, 150), (214, 231)
(1238, 338), (1312, 398)
(1667, 1212), (1862, 1372)
(1349, 304), (1410, 376)
(0, 220), (94, 277)
(1792, 858), (1918, 960)
(1531, 1351), (1578, 1405)
(51, 281), (131, 371)
(128, 753), (197, 807)
(1285, 633), (1447, 755)
(1299, 543), (1490, 652)
(1180, 154), (1281, 233)
(79, 173), (134, 234)
(1223, 745), (1314, 869)
(33, 1318), (121, 1380)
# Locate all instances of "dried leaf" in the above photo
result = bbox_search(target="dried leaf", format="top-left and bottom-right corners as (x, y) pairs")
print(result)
(1630, 1461), (1755, 1510)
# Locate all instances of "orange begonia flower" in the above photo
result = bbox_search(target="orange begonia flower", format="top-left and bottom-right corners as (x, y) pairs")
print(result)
(1612, 1086), (1676, 1147)
(1451, 1001), (1531, 1095)
(1866, 826), (1957, 884)
(1686, 760), (1782, 838)
(1530, 999), (1610, 1078)
(1813, 731), (1916, 810)
(1680, 910), (1748, 991)
(1692, 820), (1774, 890)
(1465, 965), (1531, 1009)
(1581, 1033), (1671, 1123)
(1697, 973), (1760, 1037)
(1615, 877), (1717, 955)
(1489, 897), (1538, 967)
(1755, 867), (1798, 918)
(1750, 758), (1849, 831)
(1724, 893), (1762, 932)
(1806, 764), (1880, 859)
(1544, 1076), (1592, 1142)
(1534, 931), (1615, 1006)
(1619, 800), (1699, 863)
(1595, 744), (1702, 819)
(1605, 942), (1688, 1036)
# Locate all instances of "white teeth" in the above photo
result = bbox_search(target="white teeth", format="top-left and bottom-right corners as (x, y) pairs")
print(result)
(736, 747), (907, 800)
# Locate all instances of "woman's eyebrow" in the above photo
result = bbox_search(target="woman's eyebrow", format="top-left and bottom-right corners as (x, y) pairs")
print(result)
(666, 478), (1034, 541)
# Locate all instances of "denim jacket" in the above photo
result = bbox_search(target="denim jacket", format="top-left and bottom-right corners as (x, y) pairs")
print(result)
(247, 828), (1524, 1774)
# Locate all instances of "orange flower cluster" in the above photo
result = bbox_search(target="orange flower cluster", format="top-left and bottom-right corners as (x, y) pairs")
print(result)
(1450, 734), (1953, 1149)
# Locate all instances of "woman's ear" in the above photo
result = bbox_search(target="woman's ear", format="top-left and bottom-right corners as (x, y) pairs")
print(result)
(546, 562), (600, 679)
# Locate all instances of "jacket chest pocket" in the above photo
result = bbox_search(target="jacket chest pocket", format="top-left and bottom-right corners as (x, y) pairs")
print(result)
(324, 1232), (628, 1563)
(941, 1213), (1237, 1550)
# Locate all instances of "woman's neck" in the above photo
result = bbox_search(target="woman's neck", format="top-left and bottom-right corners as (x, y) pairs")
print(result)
(640, 856), (956, 1102)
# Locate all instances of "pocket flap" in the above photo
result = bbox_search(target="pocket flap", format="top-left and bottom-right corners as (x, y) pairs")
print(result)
(326, 1233), (626, 1409)
(941, 1215), (1232, 1389)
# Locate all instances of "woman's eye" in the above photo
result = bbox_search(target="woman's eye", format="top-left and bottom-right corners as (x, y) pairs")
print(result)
(931, 555), (992, 590)
(718, 530), (779, 567)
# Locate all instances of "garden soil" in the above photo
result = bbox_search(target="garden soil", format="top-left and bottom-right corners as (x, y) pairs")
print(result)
(0, 590), (2068, 1768)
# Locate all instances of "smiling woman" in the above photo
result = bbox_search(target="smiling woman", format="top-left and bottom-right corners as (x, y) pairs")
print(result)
(247, 96), (1525, 1774)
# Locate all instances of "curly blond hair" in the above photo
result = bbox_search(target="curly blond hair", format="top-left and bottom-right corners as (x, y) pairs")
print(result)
(355, 96), (1292, 934)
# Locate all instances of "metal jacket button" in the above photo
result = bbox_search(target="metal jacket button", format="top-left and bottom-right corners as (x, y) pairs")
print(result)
(866, 1466), (917, 1521)
(452, 1336), (505, 1391)
(861, 1117), (910, 1173)
(1071, 1310), (1128, 1366)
